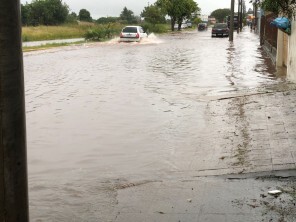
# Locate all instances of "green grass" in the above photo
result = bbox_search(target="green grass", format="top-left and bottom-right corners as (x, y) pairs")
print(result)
(22, 22), (172, 42)
(22, 23), (94, 42)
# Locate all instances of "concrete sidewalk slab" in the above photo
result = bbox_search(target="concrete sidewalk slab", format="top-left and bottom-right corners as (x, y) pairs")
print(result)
(114, 89), (296, 222)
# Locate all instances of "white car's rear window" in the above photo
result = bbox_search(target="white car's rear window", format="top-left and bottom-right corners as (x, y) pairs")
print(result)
(122, 27), (137, 33)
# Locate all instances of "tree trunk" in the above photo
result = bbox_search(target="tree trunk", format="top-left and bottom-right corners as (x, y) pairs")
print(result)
(177, 18), (183, 31)
(0, 0), (29, 221)
(170, 17), (176, 31)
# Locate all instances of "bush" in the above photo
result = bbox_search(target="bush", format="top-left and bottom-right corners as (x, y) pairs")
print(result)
(141, 23), (168, 34)
(85, 28), (106, 41)
(84, 23), (123, 41)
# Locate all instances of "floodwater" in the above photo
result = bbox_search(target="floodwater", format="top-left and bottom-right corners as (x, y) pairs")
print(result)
(24, 29), (282, 221)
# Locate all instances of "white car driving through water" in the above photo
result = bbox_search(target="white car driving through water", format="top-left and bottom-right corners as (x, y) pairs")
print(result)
(119, 26), (148, 42)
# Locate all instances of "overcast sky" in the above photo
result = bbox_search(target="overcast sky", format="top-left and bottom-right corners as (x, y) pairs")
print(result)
(21, 0), (252, 19)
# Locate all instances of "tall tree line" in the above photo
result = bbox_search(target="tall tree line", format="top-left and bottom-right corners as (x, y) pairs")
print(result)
(21, 0), (69, 25)
(21, 0), (201, 29)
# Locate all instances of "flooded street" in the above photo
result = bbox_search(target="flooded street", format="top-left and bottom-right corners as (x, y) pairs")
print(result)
(24, 29), (287, 221)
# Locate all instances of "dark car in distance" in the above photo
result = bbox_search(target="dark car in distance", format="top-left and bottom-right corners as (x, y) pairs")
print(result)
(211, 23), (229, 37)
(198, 23), (207, 31)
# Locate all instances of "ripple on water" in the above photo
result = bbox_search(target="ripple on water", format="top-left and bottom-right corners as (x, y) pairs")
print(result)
(24, 29), (284, 221)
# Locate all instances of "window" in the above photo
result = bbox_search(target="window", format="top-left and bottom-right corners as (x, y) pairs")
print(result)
(122, 27), (137, 33)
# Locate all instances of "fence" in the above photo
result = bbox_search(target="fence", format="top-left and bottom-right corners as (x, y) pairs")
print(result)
(260, 13), (278, 48)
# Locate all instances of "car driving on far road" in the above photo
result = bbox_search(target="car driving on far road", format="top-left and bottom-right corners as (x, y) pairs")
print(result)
(119, 26), (148, 42)
(211, 23), (229, 37)
(198, 23), (207, 31)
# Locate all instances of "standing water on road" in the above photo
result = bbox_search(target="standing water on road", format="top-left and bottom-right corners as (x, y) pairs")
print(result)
(24, 29), (282, 221)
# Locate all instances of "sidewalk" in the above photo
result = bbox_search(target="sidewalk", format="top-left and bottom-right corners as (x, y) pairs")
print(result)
(113, 86), (296, 222)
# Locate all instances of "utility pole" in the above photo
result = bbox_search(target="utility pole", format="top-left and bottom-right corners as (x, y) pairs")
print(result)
(254, 1), (258, 32)
(237, 0), (240, 33)
(229, 0), (235, 41)
(252, 2), (256, 31)
(0, 0), (29, 221)
(240, 0), (243, 31)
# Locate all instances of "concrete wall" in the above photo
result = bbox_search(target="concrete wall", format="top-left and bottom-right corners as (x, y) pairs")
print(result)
(276, 30), (285, 67)
(287, 20), (296, 82)
(263, 40), (277, 64)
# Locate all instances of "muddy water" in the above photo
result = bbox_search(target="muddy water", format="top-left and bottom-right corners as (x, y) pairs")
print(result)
(24, 30), (281, 221)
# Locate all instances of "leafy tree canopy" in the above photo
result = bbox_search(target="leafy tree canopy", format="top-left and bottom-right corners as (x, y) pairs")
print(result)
(66, 12), (78, 24)
(141, 4), (166, 24)
(210, 8), (231, 23)
(79, 9), (92, 22)
(120, 7), (137, 24)
(156, 0), (200, 31)
(252, 0), (296, 18)
(193, 17), (202, 25)
(96, 17), (119, 24)
(21, 0), (69, 26)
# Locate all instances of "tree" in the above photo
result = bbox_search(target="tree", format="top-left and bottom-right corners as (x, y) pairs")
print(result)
(120, 7), (137, 24)
(79, 9), (92, 22)
(156, 0), (200, 31)
(96, 17), (119, 24)
(21, 4), (31, 26)
(21, 0), (69, 26)
(252, 0), (296, 18)
(66, 12), (78, 24)
(141, 4), (166, 24)
(193, 17), (202, 25)
(210, 8), (231, 23)
(31, 0), (69, 25)
(176, 0), (199, 30)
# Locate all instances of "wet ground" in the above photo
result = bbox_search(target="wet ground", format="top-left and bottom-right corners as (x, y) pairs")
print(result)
(23, 29), (296, 221)
(22, 38), (85, 47)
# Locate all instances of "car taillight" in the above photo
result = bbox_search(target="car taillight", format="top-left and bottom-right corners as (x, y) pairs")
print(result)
(120, 32), (123, 38)
(136, 33), (139, 38)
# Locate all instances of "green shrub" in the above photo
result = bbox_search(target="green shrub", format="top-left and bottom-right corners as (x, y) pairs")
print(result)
(85, 23), (123, 41)
(141, 23), (168, 34)
(22, 35), (30, 42)
(85, 28), (106, 41)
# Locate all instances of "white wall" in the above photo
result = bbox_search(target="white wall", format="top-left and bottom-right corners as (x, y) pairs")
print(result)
(276, 30), (284, 67)
(287, 20), (296, 82)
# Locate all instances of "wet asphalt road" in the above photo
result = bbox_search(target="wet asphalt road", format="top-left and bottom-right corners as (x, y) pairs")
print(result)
(24, 29), (295, 221)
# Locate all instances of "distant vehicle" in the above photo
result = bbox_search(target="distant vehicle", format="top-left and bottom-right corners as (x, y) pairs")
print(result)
(119, 26), (148, 42)
(174, 23), (188, 30)
(227, 15), (239, 30)
(211, 23), (229, 37)
(198, 23), (207, 31)
(186, 22), (192, 28)
(181, 23), (188, 29)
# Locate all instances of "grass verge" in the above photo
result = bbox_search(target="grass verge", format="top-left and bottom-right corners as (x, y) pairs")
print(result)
(22, 41), (86, 52)
(22, 23), (94, 42)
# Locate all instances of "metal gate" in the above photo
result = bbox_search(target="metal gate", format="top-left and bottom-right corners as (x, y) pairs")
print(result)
(260, 13), (278, 48)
